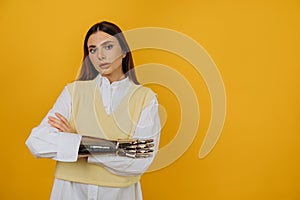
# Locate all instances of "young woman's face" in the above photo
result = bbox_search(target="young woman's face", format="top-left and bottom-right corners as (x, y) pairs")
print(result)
(87, 31), (126, 81)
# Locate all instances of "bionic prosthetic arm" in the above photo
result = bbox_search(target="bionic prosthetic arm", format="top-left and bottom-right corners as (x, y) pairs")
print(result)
(79, 136), (155, 158)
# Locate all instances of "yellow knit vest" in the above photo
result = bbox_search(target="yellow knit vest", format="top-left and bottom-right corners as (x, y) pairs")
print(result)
(54, 79), (155, 187)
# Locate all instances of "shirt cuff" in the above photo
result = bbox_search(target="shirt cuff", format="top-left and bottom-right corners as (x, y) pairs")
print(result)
(56, 133), (82, 162)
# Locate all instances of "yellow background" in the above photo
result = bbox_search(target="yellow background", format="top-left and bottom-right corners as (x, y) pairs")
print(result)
(1, 0), (300, 199)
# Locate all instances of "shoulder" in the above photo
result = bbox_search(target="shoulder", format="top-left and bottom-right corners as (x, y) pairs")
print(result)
(67, 79), (95, 87)
(130, 84), (157, 104)
(66, 79), (96, 94)
(132, 83), (156, 95)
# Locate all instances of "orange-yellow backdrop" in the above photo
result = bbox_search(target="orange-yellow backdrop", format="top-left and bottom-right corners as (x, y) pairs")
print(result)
(1, 0), (300, 199)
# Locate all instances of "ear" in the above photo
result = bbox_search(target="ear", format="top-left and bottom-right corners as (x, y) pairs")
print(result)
(121, 51), (126, 58)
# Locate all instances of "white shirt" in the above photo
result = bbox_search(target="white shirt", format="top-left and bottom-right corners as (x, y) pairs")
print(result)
(25, 75), (161, 200)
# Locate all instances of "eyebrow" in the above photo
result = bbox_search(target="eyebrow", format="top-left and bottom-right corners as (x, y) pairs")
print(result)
(88, 40), (114, 48)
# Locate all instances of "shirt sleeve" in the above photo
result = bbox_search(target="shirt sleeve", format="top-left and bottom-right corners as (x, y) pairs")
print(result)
(87, 97), (161, 176)
(25, 86), (82, 162)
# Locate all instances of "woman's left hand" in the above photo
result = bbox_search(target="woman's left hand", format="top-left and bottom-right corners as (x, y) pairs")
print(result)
(48, 112), (76, 133)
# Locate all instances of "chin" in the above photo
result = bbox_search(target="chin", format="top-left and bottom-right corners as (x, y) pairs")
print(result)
(101, 70), (111, 74)
(97, 68), (110, 75)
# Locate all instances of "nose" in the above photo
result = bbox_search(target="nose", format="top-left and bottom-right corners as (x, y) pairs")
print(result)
(97, 49), (106, 60)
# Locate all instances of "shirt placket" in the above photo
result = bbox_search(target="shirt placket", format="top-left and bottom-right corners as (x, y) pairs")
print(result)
(101, 78), (112, 115)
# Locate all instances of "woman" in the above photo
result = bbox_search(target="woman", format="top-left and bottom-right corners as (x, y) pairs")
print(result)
(26, 21), (161, 200)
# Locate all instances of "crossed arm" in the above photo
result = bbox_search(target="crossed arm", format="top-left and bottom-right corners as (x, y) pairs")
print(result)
(26, 86), (161, 175)
(48, 113), (154, 158)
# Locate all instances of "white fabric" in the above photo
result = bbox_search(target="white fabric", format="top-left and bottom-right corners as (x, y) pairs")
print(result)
(25, 74), (161, 200)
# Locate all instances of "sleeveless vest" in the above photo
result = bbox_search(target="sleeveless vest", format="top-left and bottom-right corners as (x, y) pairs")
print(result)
(54, 79), (155, 187)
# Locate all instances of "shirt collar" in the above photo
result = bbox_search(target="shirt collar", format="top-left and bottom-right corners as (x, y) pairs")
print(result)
(95, 74), (130, 88)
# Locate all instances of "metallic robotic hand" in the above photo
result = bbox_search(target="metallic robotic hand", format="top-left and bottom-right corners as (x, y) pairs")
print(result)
(78, 136), (154, 158)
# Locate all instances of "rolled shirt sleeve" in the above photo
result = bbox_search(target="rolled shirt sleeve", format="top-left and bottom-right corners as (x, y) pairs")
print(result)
(25, 86), (82, 162)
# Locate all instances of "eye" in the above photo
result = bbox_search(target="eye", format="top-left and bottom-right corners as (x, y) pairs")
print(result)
(104, 44), (114, 50)
(89, 48), (97, 54)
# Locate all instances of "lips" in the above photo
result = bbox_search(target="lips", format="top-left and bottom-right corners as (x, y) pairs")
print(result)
(99, 63), (110, 69)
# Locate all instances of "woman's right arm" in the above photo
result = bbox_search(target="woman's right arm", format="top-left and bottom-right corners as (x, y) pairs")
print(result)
(25, 86), (82, 162)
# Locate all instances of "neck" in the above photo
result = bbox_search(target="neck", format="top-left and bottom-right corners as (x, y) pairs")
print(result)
(104, 73), (125, 84)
